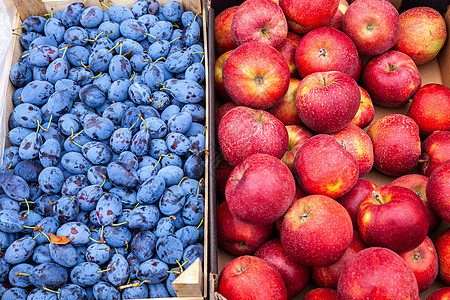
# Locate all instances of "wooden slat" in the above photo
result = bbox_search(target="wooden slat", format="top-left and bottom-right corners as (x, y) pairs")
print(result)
(0, 10), (22, 161)
(173, 258), (204, 297)
(12, 0), (47, 20)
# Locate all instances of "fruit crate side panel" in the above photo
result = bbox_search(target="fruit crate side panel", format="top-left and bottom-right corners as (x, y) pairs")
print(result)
(205, 0), (218, 299)
(1, 0), (210, 298)
(0, 9), (22, 162)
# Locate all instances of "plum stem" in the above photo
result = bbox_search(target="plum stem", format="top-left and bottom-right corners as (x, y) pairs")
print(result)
(43, 286), (60, 294)
(197, 178), (205, 194)
(170, 36), (181, 43)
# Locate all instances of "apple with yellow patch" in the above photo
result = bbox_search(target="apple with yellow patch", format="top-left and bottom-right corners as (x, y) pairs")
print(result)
(214, 50), (233, 102)
(222, 41), (290, 109)
(214, 6), (238, 55)
(325, 0), (349, 31)
(350, 86), (374, 128)
(357, 185), (428, 254)
(390, 174), (441, 233)
(269, 78), (303, 126)
(277, 31), (302, 77)
(281, 125), (312, 171)
(394, 6), (447, 65)
(330, 123), (374, 176)
(293, 134), (359, 199)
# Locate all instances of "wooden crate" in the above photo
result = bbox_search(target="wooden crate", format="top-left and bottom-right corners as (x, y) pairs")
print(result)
(207, 0), (450, 299)
(0, 0), (214, 298)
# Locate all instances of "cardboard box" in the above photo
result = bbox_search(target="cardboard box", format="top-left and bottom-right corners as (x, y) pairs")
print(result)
(0, 0), (213, 298)
(206, 0), (450, 298)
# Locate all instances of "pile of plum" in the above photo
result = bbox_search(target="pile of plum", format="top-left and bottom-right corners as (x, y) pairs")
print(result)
(0, 0), (206, 298)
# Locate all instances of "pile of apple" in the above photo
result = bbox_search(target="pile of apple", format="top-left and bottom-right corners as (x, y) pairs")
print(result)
(213, 0), (450, 298)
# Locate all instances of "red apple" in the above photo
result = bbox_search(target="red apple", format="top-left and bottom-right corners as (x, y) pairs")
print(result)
(394, 7), (447, 65)
(342, 0), (400, 56)
(399, 236), (439, 292)
(362, 50), (421, 108)
(420, 131), (450, 177)
(337, 247), (420, 299)
(350, 86), (374, 129)
(295, 27), (360, 81)
(217, 255), (287, 300)
(407, 84), (450, 136)
(293, 134), (359, 199)
(214, 50), (234, 102)
(435, 228), (450, 285)
(255, 239), (310, 299)
(312, 230), (366, 288)
(286, 17), (303, 34)
(367, 114), (421, 176)
(217, 201), (273, 255)
(277, 31), (301, 77)
(427, 287), (450, 300)
(268, 78), (303, 126)
(215, 101), (237, 129)
(274, 186), (306, 237)
(304, 288), (338, 300)
(390, 174), (441, 233)
(426, 160), (450, 223)
(336, 178), (377, 229)
(295, 71), (360, 134)
(225, 153), (295, 225)
(218, 106), (288, 167)
(222, 42), (290, 109)
(329, 124), (374, 176)
(231, 0), (288, 49)
(357, 185), (428, 253)
(215, 6), (238, 55)
(281, 125), (313, 171)
(215, 156), (234, 202)
(280, 0), (339, 34)
(280, 194), (353, 267)
(325, 0), (349, 31)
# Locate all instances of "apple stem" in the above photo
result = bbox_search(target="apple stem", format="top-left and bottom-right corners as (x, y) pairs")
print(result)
(418, 159), (428, 163)
(372, 191), (383, 204)
(318, 48), (327, 57)
(299, 213), (308, 222)
(261, 29), (270, 40)
(229, 178), (240, 182)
